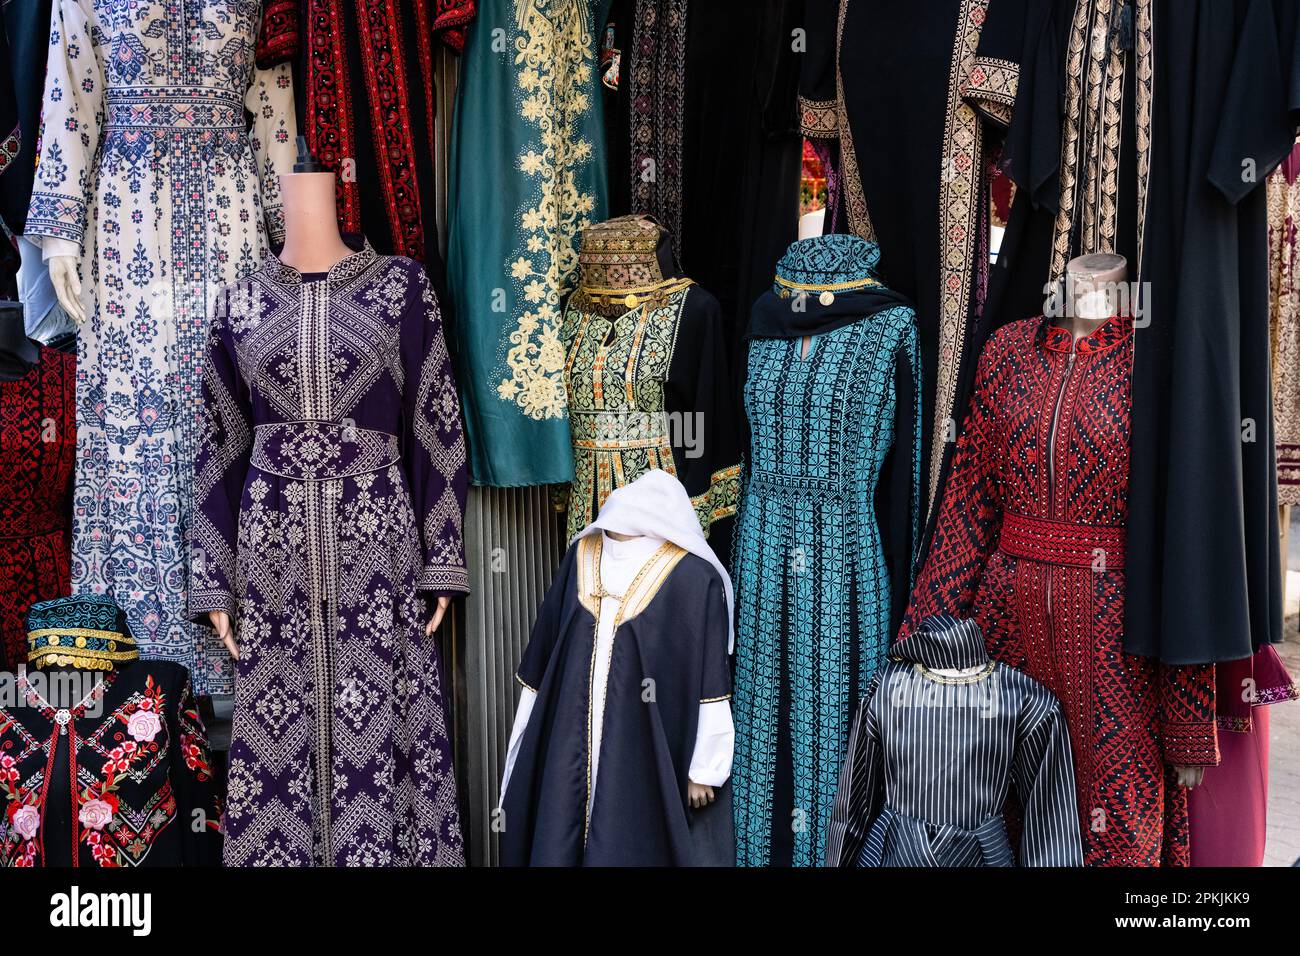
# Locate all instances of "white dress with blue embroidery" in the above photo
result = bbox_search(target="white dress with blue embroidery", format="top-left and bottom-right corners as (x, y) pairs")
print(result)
(24, 0), (295, 693)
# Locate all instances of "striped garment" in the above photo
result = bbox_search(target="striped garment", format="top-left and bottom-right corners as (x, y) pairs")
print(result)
(825, 615), (1082, 867)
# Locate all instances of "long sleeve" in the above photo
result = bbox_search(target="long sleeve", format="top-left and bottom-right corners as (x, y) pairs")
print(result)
(798, 0), (839, 140)
(244, 55), (296, 246)
(402, 264), (470, 596)
(824, 675), (884, 867)
(899, 336), (1005, 640)
(687, 699), (734, 788)
(1011, 701), (1084, 866)
(877, 317), (924, 639)
(167, 675), (223, 866)
(664, 288), (742, 538)
(24, 0), (104, 248)
(189, 285), (254, 620)
(962, 0), (1038, 129)
(687, 566), (734, 786)
(499, 686), (537, 804)
(1159, 662), (1221, 768)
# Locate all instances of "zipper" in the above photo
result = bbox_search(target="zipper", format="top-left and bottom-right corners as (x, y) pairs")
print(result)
(1045, 338), (1078, 617)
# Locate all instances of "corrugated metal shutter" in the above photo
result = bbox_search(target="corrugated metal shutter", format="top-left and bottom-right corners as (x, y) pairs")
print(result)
(444, 486), (566, 865)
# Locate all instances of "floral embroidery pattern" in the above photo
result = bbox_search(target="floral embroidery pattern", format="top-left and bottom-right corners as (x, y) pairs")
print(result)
(496, 0), (602, 420)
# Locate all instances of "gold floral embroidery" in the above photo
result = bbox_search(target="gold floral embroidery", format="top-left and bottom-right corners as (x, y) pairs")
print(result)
(497, 0), (601, 421)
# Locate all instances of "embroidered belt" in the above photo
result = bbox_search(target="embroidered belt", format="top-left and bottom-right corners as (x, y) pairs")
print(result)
(105, 90), (244, 130)
(250, 421), (400, 482)
(568, 409), (671, 451)
(999, 512), (1126, 569)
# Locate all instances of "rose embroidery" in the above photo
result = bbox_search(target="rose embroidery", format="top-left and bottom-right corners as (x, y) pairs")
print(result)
(79, 798), (114, 831)
(126, 709), (162, 743)
(12, 805), (39, 841)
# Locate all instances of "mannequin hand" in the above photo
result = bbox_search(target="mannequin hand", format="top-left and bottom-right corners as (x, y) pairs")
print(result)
(47, 256), (87, 324)
(425, 596), (451, 636)
(687, 781), (715, 808)
(1173, 765), (1206, 789)
(209, 611), (238, 661)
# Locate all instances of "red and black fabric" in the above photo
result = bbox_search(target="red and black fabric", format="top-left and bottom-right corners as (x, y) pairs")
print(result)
(0, 348), (75, 671)
(0, 662), (222, 867)
(254, 0), (476, 277)
(901, 315), (1220, 867)
(254, 0), (299, 68)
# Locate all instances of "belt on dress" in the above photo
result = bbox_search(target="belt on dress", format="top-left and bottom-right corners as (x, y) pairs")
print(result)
(568, 408), (670, 451)
(104, 90), (245, 130)
(250, 421), (401, 482)
(999, 512), (1126, 569)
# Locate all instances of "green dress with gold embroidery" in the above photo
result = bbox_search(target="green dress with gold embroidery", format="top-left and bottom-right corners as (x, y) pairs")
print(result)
(560, 278), (741, 542)
(446, 0), (613, 486)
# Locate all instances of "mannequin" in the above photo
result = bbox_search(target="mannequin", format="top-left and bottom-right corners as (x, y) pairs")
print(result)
(205, 137), (450, 661)
(498, 470), (735, 867)
(42, 239), (86, 327)
(0, 301), (40, 381)
(901, 247), (1219, 866)
(560, 214), (741, 552)
(1060, 252), (1126, 342)
(1058, 253), (1204, 790)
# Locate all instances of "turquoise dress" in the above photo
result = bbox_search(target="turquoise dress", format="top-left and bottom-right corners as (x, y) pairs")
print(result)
(732, 236), (922, 867)
(446, 0), (612, 486)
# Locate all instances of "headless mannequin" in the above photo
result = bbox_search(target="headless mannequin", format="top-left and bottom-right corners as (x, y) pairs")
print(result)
(1059, 252), (1126, 341)
(1055, 253), (1203, 790)
(0, 301), (41, 382)
(206, 140), (449, 660)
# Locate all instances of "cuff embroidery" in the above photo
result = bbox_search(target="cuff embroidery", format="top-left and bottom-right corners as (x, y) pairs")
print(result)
(798, 96), (839, 139)
(964, 56), (1020, 127)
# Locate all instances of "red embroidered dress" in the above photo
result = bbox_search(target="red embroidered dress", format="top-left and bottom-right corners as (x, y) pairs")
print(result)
(0, 348), (75, 669)
(901, 315), (1219, 867)
(255, 0), (477, 267)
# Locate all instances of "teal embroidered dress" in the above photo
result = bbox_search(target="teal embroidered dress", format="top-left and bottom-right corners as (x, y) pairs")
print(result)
(446, 0), (613, 486)
(732, 236), (922, 867)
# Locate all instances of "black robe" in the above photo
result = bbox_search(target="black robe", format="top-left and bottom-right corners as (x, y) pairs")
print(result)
(983, 0), (1296, 663)
(603, 0), (806, 362)
(801, 0), (1013, 531)
(500, 536), (733, 867)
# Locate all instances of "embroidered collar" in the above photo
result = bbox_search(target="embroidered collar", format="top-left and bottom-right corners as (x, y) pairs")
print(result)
(1040, 314), (1132, 354)
(892, 614), (988, 670)
(26, 595), (139, 672)
(262, 234), (379, 288)
(569, 276), (694, 318)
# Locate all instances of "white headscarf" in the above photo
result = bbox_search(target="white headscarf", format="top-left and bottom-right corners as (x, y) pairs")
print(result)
(574, 469), (735, 653)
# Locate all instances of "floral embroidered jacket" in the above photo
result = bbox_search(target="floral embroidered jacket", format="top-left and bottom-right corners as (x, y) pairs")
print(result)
(0, 662), (221, 867)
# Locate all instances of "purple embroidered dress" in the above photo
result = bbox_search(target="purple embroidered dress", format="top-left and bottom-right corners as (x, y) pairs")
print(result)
(190, 240), (468, 866)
